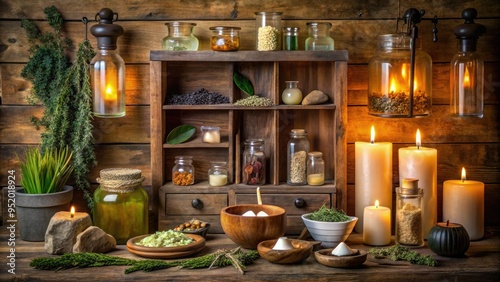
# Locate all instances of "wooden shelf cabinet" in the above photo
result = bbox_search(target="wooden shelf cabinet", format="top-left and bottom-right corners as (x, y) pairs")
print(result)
(150, 51), (348, 233)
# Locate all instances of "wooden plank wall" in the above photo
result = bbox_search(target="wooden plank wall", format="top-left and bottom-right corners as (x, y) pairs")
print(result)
(1, 0), (499, 226)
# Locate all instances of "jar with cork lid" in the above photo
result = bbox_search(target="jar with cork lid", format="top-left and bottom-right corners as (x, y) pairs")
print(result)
(93, 168), (148, 244)
(395, 178), (424, 247)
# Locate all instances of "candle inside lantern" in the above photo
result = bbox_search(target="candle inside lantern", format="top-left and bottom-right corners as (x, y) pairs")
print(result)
(201, 126), (221, 144)
(398, 129), (437, 239)
(355, 125), (392, 234)
(363, 200), (391, 246)
(443, 167), (484, 240)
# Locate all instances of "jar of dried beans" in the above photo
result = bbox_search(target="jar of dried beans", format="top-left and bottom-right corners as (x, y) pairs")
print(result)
(287, 129), (310, 185)
(255, 12), (282, 51)
(396, 178), (424, 247)
(242, 139), (266, 185)
(172, 156), (194, 186)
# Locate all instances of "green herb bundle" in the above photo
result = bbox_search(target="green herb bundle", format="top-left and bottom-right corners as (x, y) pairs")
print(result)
(305, 205), (351, 222)
(369, 244), (438, 266)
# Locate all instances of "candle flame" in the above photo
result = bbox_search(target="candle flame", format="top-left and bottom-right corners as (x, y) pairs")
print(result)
(401, 64), (408, 80)
(104, 84), (117, 101)
(464, 68), (470, 88)
(389, 77), (396, 93)
(416, 129), (421, 149)
(370, 125), (375, 144)
(461, 167), (466, 182)
(70, 206), (75, 218)
(375, 200), (379, 208)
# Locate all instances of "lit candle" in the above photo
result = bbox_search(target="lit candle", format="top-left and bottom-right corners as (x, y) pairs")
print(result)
(443, 167), (484, 240)
(45, 206), (92, 254)
(201, 126), (221, 144)
(355, 125), (392, 233)
(398, 129), (437, 239)
(363, 200), (391, 246)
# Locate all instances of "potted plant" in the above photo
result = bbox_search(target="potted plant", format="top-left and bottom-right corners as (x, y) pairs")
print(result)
(301, 205), (358, 248)
(15, 146), (74, 241)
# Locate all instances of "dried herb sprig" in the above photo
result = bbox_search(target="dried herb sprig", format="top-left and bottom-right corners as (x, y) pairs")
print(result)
(368, 244), (438, 266)
(305, 205), (351, 222)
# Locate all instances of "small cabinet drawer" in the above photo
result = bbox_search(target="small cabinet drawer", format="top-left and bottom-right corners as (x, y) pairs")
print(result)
(234, 193), (331, 215)
(165, 194), (227, 215)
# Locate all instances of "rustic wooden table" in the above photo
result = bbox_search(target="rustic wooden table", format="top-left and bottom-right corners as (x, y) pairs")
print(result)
(2, 228), (499, 281)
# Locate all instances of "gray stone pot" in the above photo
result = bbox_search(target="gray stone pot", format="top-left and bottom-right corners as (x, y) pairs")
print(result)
(15, 186), (73, 241)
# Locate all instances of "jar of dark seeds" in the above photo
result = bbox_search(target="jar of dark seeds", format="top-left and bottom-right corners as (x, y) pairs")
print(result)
(242, 139), (266, 185)
(287, 129), (309, 185)
(396, 178), (424, 247)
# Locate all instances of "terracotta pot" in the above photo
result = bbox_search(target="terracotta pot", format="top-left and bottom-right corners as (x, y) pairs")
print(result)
(15, 186), (73, 241)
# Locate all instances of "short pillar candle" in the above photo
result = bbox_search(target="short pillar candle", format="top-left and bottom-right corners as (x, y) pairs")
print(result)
(363, 200), (391, 246)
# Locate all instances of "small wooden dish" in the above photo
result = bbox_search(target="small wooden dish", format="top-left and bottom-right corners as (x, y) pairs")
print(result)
(181, 224), (210, 238)
(314, 249), (367, 268)
(126, 233), (205, 259)
(257, 239), (313, 264)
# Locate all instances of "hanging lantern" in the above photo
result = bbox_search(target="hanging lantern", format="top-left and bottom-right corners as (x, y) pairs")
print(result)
(368, 9), (437, 118)
(450, 8), (486, 118)
(90, 8), (126, 118)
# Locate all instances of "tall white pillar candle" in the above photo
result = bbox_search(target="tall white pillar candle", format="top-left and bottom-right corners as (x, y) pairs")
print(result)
(355, 126), (392, 234)
(398, 129), (437, 239)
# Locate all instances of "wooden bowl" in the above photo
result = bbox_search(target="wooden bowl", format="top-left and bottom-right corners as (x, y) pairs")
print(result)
(314, 248), (367, 268)
(220, 204), (287, 249)
(126, 233), (206, 259)
(181, 224), (211, 238)
(257, 239), (313, 264)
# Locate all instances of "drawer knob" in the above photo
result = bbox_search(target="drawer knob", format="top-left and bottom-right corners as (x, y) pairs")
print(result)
(191, 198), (204, 210)
(294, 197), (306, 208)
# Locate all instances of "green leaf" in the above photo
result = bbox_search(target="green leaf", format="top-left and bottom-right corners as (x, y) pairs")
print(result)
(233, 72), (254, 96)
(166, 125), (196, 144)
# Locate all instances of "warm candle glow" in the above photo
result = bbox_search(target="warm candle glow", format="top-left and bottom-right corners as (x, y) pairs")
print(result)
(463, 68), (471, 88)
(104, 84), (117, 101)
(375, 200), (379, 208)
(370, 125), (375, 144)
(416, 129), (421, 149)
(461, 167), (467, 182)
(389, 77), (396, 93)
(70, 206), (75, 218)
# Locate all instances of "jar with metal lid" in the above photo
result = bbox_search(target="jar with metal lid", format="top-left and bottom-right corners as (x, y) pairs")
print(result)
(162, 22), (199, 51)
(242, 139), (266, 185)
(287, 129), (310, 185)
(283, 27), (299, 50)
(395, 178), (424, 247)
(208, 161), (228, 187)
(209, 26), (241, 51)
(93, 168), (148, 244)
(282, 81), (303, 105)
(307, 151), (325, 186)
(305, 22), (334, 51)
(255, 12), (282, 51)
(172, 156), (194, 186)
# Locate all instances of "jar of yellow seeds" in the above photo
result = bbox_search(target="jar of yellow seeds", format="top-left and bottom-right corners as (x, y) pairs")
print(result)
(93, 168), (148, 244)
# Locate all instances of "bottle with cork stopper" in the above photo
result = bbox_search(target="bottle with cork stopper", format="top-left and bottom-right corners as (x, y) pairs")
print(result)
(395, 178), (424, 247)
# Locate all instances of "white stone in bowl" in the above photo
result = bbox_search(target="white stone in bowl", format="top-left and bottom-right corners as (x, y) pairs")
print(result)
(272, 237), (294, 250)
(257, 211), (269, 217)
(242, 210), (256, 217)
(331, 242), (358, 256)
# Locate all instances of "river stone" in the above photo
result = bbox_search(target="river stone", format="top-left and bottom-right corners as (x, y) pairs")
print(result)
(45, 211), (92, 254)
(73, 226), (116, 253)
(301, 90), (329, 105)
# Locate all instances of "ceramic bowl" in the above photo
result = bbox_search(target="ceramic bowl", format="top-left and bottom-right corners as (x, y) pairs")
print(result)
(257, 238), (313, 264)
(314, 248), (367, 268)
(220, 204), (287, 249)
(301, 215), (358, 248)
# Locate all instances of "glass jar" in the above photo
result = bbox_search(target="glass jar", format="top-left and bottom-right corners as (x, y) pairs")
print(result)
(305, 22), (334, 51)
(162, 22), (199, 51)
(287, 129), (310, 185)
(282, 81), (303, 105)
(395, 178), (424, 248)
(283, 27), (299, 50)
(307, 151), (325, 186)
(255, 12), (282, 51)
(172, 156), (194, 185)
(93, 168), (148, 244)
(208, 161), (228, 187)
(209, 26), (241, 51)
(242, 139), (266, 185)
(368, 34), (432, 117)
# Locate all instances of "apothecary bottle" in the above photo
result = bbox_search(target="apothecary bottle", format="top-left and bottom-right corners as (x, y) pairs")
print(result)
(93, 168), (148, 244)
(287, 129), (310, 185)
(395, 178), (424, 248)
(242, 139), (266, 185)
(172, 156), (195, 186)
(208, 161), (228, 187)
(255, 12), (282, 51)
(307, 151), (325, 186)
(368, 34), (432, 117)
(282, 81), (303, 105)
(162, 22), (199, 51)
(283, 27), (299, 50)
(305, 22), (334, 51)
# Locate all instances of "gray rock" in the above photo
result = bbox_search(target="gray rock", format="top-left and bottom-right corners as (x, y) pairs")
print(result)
(73, 226), (116, 253)
(45, 211), (92, 254)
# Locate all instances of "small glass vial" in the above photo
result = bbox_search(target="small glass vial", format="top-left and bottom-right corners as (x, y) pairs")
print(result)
(242, 139), (266, 185)
(287, 129), (310, 185)
(307, 151), (325, 186)
(282, 81), (303, 105)
(395, 178), (424, 248)
(208, 161), (228, 187)
(305, 22), (334, 51)
(255, 12), (282, 51)
(172, 156), (194, 185)
(209, 26), (241, 51)
(93, 168), (148, 244)
(162, 22), (199, 51)
(283, 27), (299, 50)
